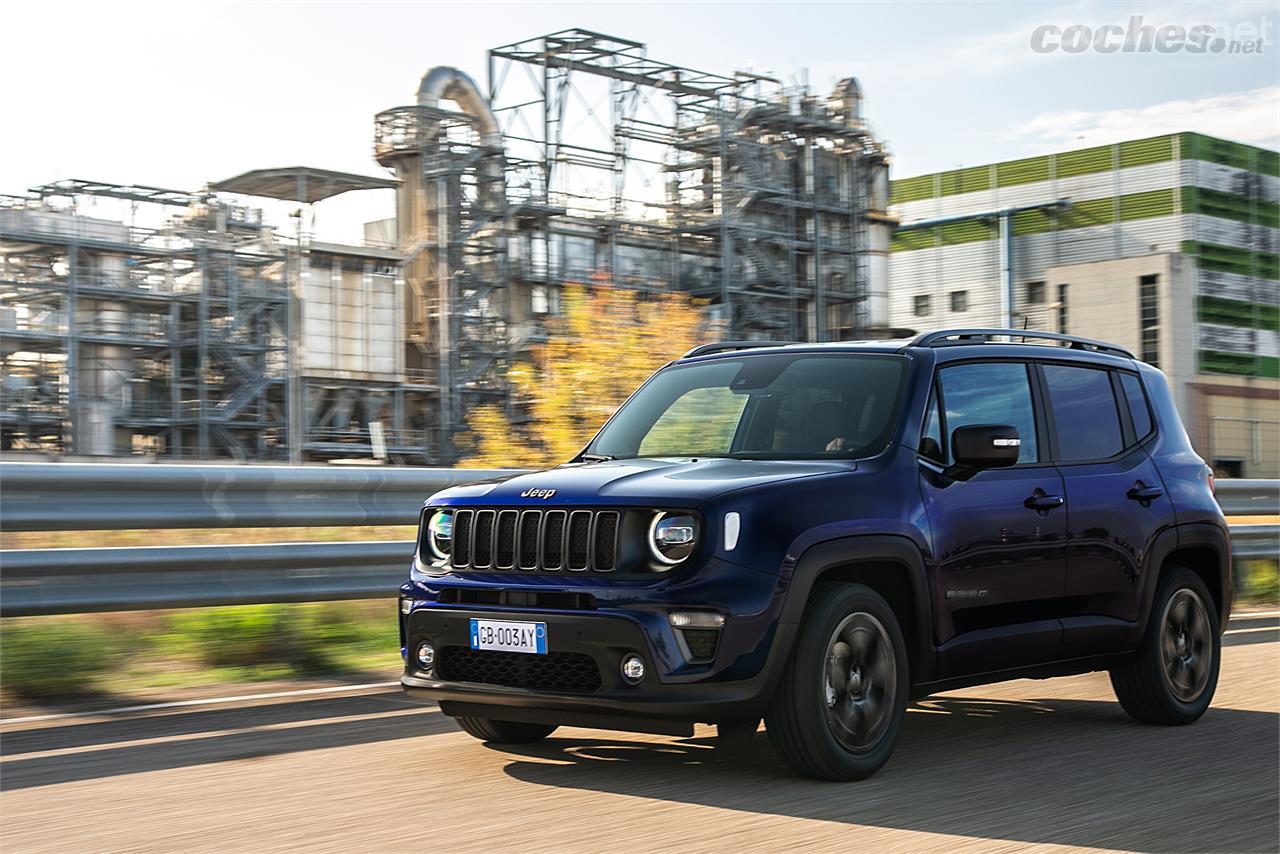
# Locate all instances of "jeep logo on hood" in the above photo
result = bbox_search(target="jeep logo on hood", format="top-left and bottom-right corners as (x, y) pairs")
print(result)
(520, 488), (557, 500)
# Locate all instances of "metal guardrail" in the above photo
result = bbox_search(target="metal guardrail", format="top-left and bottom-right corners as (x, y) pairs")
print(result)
(0, 462), (523, 532)
(0, 463), (1276, 617)
(1215, 479), (1280, 516)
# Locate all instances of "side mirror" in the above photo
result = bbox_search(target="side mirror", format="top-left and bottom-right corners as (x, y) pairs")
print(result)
(945, 425), (1021, 481)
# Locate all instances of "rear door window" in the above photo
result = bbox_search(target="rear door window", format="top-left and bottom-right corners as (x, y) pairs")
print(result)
(1042, 364), (1125, 461)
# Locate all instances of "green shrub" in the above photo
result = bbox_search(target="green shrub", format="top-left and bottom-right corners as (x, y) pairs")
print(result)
(1238, 559), (1280, 605)
(164, 605), (291, 668)
(1, 620), (124, 698)
(162, 602), (397, 674)
(1, 601), (398, 702)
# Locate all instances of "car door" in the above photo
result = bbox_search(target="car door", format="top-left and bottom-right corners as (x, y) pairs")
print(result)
(1039, 363), (1176, 657)
(918, 360), (1067, 676)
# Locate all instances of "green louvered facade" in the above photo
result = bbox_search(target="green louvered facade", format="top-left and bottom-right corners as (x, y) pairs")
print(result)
(889, 132), (1279, 381)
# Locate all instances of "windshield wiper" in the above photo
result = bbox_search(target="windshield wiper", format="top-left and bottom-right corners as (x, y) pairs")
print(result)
(579, 453), (615, 462)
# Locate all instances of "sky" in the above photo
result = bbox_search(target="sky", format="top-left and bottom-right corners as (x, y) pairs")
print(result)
(3, 0), (1277, 242)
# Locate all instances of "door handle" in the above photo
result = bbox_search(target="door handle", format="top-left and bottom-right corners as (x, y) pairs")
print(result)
(1127, 482), (1163, 505)
(1024, 489), (1065, 514)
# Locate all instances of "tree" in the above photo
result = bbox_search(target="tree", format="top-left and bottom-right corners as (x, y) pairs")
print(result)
(460, 285), (704, 468)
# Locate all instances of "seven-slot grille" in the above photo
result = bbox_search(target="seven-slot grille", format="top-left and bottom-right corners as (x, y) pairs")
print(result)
(448, 508), (619, 572)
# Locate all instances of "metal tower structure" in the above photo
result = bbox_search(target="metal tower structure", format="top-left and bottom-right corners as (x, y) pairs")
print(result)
(372, 29), (892, 462)
(0, 180), (289, 459)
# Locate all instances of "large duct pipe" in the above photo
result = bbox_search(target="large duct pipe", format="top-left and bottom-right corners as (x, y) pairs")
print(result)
(416, 66), (501, 148)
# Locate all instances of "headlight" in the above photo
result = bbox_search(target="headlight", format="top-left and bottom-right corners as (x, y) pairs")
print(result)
(424, 509), (454, 561)
(648, 511), (697, 565)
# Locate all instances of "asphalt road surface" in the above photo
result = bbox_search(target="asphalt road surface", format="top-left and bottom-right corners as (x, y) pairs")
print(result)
(3, 615), (1277, 853)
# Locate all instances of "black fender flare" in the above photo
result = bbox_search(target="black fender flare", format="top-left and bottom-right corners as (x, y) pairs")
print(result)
(1135, 523), (1232, 640)
(770, 534), (936, 685)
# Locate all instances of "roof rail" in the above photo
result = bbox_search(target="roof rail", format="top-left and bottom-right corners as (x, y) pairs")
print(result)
(682, 340), (794, 359)
(908, 328), (1135, 359)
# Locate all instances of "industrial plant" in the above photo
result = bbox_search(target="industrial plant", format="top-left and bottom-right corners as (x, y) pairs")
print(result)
(0, 29), (892, 464)
(1, 28), (1275, 474)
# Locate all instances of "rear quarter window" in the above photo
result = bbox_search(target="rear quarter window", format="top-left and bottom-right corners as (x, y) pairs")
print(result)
(1119, 372), (1154, 440)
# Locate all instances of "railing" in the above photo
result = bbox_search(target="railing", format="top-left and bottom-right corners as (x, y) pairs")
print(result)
(0, 462), (1274, 617)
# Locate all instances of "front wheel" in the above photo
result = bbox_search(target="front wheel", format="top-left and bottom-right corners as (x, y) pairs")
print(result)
(766, 583), (909, 780)
(1110, 566), (1221, 725)
(454, 716), (558, 744)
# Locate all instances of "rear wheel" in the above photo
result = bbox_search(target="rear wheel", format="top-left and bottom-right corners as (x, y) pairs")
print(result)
(766, 583), (908, 780)
(1109, 566), (1220, 725)
(454, 716), (558, 744)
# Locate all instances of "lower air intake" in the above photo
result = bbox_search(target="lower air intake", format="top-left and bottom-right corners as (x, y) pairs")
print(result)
(436, 647), (602, 693)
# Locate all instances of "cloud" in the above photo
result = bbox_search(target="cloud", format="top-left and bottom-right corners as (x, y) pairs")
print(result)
(1013, 85), (1280, 150)
(920, 0), (1277, 77)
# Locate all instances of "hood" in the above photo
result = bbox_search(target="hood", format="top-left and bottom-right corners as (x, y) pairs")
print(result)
(428, 457), (855, 507)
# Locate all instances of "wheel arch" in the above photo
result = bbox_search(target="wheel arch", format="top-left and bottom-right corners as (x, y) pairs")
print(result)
(778, 536), (936, 685)
(1138, 523), (1232, 638)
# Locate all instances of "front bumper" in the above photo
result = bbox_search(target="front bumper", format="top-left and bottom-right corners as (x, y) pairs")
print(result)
(401, 605), (791, 733)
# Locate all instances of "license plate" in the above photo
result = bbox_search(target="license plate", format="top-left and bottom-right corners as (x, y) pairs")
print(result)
(469, 618), (547, 655)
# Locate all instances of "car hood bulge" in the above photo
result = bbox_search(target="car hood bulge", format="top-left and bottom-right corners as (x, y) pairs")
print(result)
(429, 457), (853, 506)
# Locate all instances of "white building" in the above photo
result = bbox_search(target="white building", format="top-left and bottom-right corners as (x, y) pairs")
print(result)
(888, 133), (1279, 477)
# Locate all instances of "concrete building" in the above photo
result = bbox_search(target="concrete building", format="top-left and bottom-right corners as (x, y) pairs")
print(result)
(888, 133), (1279, 477)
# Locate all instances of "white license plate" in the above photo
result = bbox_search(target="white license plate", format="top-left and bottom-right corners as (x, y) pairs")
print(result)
(469, 618), (547, 655)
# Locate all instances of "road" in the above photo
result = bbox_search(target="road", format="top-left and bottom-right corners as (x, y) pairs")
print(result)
(3, 616), (1277, 853)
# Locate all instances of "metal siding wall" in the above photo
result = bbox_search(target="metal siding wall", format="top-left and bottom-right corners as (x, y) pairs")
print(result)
(1196, 268), (1280, 303)
(1182, 158), (1280, 203)
(1200, 323), (1279, 358)
(1185, 214), (1280, 251)
(369, 272), (398, 375)
(302, 261), (335, 371)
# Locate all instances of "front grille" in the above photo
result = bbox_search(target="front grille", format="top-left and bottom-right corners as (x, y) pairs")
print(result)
(436, 646), (602, 693)
(450, 508), (620, 572)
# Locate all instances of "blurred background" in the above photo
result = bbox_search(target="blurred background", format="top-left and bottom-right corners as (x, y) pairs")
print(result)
(0, 2), (1277, 850)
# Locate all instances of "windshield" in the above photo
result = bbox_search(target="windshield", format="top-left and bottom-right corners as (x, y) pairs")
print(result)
(585, 353), (908, 460)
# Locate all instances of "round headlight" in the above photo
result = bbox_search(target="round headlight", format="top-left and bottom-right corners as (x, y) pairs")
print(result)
(425, 509), (454, 561)
(649, 512), (697, 565)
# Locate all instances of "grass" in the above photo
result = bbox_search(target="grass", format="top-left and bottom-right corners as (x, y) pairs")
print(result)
(0, 601), (400, 702)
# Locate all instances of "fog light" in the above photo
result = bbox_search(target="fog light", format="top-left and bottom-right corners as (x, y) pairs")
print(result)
(669, 611), (726, 628)
(620, 653), (646, 684)
(416, 641), (435, 670)
(400, 598), (413, 615)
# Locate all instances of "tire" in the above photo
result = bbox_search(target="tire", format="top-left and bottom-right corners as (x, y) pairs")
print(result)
(766, 583), (909, 781)
(454, 716), (558, 744)
(1109, 566), (1221, 725)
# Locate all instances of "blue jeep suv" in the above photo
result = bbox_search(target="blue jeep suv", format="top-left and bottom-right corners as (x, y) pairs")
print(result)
(399, 328), (1231, 780)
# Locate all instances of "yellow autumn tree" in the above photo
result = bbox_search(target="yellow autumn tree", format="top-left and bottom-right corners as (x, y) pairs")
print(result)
(460, 285), (704, 468)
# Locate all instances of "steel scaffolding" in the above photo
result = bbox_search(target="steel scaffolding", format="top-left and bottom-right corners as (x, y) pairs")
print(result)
(374, 28), (892, 462)
(0, 181), (289, 459)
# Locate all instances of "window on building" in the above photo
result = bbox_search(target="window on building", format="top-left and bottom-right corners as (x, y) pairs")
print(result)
(531, 286), (549, 315)
(1139, 274), (1159, 367)
(531, 285), (561, 316)
(1057, 283), (1069, 334)
(1026, 281), (1046, 304)
(938, 362), (1039, 463)
(1043, 365), (1124, 461)
(950, 290), (968, 312)
(914, 294), (931, 317)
